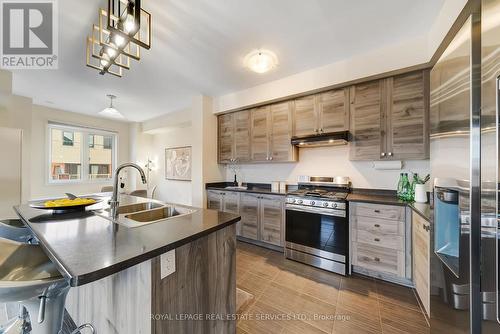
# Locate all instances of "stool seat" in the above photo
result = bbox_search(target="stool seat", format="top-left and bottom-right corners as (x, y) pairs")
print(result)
(0, 238), (65, 303)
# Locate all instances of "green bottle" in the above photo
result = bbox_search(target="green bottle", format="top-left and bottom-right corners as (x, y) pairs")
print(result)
(397, 173), (404, 199)
(401, 173), (410, 201)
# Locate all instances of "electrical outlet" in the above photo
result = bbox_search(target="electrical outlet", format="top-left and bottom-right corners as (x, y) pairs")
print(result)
(160, 250), (175, 279)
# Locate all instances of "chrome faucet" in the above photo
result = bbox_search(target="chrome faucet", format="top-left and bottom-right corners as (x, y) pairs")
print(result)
(109, 163), (147, 220)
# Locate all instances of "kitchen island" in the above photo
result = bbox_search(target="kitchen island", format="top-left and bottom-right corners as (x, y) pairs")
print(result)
(14, 194), (240, 334)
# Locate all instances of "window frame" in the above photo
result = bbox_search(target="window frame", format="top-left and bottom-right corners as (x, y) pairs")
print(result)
(47, 123), (118, 184)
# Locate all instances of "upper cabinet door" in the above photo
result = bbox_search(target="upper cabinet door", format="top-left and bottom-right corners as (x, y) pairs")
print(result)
(319, 88), (349, 133)
(233, 110), (251, 162)
(218, 114), (234, 163)
(349, 80), (384, 160)
(386, 71), (429, 160)
(293, 95), (318, 137)
(250, 106), (270, 161)
(270, 102), (296, 162)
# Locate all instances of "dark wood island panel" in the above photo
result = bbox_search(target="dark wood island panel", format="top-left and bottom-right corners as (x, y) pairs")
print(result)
(152, 224), (237, 334)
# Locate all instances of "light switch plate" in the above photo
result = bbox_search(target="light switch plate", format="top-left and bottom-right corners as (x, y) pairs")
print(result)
(160, 250), (176, 279)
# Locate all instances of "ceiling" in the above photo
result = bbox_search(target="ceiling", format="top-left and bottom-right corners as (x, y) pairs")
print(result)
(11, 0), (445, 122)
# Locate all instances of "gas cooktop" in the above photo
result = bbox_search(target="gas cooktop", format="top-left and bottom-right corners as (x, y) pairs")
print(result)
(287, 188), (348, 201)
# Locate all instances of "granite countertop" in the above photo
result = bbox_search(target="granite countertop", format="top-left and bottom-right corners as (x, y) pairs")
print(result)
(206, 182), (289, 196)
(347, 190), (433, 223)
(14, 194), (240, 287)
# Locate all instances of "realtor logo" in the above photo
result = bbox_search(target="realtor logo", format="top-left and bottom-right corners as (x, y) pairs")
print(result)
(1, 0), (58, 69)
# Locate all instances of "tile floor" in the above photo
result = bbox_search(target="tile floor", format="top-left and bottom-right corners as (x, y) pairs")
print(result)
(236, 241), (430, 334)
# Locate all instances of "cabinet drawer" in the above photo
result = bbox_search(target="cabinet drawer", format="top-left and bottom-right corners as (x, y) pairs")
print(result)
(352, 202), (405, 221)
(352, 242), (405, 277)
(356, 229), (404, 251)
(353, 216), (404, 236)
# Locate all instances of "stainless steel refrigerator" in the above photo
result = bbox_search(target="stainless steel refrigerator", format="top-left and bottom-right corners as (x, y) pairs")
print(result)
(429, 0), (500, 332)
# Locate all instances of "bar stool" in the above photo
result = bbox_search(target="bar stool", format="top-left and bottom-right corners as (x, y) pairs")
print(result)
(0, 238), (95, 334)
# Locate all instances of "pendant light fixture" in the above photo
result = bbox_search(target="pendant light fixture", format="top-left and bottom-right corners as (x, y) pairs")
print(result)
(86, 0), (152, 77)
(99, 94), (124, 119)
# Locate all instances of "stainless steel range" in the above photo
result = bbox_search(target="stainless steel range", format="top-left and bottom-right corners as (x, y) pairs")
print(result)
(285, 176), (350, 275)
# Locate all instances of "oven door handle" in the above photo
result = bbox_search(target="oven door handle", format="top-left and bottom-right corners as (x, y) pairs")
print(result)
(285, 204), (346, 218)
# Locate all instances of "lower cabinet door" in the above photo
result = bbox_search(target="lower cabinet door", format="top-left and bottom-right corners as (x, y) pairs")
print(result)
(207, 190), (223, 211)
(412, 212), (430, 315)
(223, 192), (241, 235)
(259, 195), (284, 246)
(240, 193), (260, 240)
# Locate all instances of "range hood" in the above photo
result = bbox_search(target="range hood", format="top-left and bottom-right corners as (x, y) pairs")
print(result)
(291, 131), (349, 148)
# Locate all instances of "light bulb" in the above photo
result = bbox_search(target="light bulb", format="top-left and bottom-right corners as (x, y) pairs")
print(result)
(113, 34), (126, 47)
(106, 47), (117, 58)
(100, 53), (110, 67)
(123, 14), (136, 34)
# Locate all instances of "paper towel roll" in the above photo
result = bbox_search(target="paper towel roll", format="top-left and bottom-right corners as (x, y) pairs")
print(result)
(372, 160), (402, 170)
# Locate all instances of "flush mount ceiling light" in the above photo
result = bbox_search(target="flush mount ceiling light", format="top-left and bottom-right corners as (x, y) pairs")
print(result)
(244, 49), (278, 74)
(86, 0), (152, 77)
(99, 94), (125, 119)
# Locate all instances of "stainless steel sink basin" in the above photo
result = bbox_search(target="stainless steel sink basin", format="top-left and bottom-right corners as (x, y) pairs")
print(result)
(0, 238), (65, 302)
(124, 206), (196, 225)
(104, 202), (164, 215)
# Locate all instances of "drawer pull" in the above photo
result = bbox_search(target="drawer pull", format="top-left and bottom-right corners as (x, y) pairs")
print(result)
(374, 209), (380, 213)
(374, 257), (380, 262)
(374, 238), (380, 242)
(374, 224), (380, 227)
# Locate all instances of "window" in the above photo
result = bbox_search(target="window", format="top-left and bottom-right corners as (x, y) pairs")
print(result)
(48, 123), (117, 183)
(62, 131), (74, 146)
(103, 136), (113, 149)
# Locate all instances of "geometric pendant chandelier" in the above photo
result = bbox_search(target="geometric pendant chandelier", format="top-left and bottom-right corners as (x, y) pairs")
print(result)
(86, 0), (152, 77)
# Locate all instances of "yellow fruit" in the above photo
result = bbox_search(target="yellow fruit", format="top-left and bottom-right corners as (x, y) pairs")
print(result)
(44, 198), (96, 207)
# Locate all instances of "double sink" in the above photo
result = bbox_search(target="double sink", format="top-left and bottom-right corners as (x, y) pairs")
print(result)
(100, 201), (196, 228)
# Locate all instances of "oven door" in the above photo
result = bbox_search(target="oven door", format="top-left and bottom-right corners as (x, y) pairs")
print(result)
(285, 205), (348, 262)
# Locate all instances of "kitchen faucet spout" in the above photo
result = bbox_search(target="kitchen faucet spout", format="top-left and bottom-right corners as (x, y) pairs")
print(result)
(109, 163), (147, 220)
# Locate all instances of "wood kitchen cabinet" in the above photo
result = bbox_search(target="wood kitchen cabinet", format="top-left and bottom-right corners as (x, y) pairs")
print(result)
(349, 70), (429, 161)
(412, 211), (430, 316)
(217, 110), (251, 163)
(218, 114), (234, 163)
(207, 190), (241, 234)
(259, 195), (284, 246)
(351, 202), (412, 285)
(250, 102), (297, 162)
(239, 193), (260, 240)
(292, 88), (349, 137)
(207, 189), (285, 248)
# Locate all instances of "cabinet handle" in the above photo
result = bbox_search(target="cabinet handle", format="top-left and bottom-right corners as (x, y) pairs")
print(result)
(380, 152), (386, 157)
(374, 257), (380, 262)
(374, 238), (380, 242)
(374, 224), (380, 228)
(388, 152), (393, 157)
(269, 156), (273, 160)
(374, 209), (380, 213)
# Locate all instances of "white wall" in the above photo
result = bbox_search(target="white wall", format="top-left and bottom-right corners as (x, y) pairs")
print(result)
(145, 126), (194, 205)
(227, 145), (430, 191)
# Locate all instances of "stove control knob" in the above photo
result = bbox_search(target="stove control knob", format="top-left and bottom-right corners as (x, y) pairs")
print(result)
(332, 203), (338, 208)
(323, 202), (329, 207)
(310, 201), (315, 206)
(297, 200), (303, 204)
